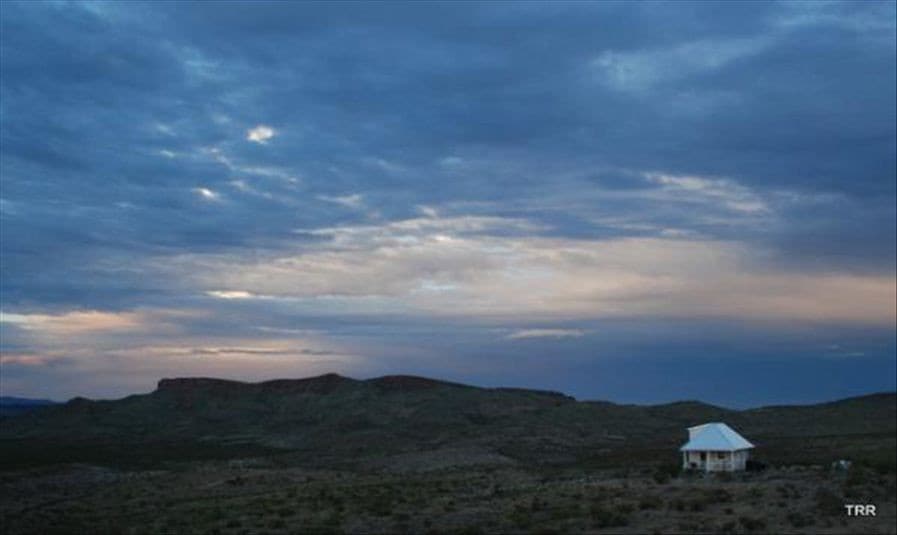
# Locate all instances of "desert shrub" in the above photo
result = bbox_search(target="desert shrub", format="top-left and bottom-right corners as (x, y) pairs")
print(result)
(719, 520), (737, 533)
(611, 469), (630, 479)
(815, 487), (843, 516)
(870, 458), (896, 475)
(530, 496), (543, 511)
(738, 516), (766, 532)
(324, 509), (342, 527)
(777, 483), (801, 499)
(331, 496), (344, 511)
(786, 511), (815, 528)
(276, 506), (295, 517)
(652, 463), (679, 484)
(745, 460), (767, 472)
(704, 488), (733, 503)
(746, 486), (764, 499)
(638, 495), (663, 510)
(368, 495), (393, 517)
(557, 502), (582, 520)
(509, 509), (532, 529)
(589, 504), (628, 528)
(844, 465), (873, 492)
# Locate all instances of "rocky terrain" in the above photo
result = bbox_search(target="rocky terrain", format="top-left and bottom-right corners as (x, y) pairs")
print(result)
(0, 374), (894, 533)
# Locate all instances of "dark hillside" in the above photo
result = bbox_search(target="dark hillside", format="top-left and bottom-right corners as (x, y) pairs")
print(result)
(0, 397), (58, 418)
(1, 375), (893, 471)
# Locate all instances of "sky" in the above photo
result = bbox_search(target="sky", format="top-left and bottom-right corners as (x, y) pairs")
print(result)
(0, 0), (895, 407)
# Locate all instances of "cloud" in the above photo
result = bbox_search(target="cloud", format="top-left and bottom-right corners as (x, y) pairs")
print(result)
(507, 329), (586, 340)
(193, 187), (221, 201)
(185, 213), (895, 326)
(229, 179), (276, 200)
(0, 1), (894, 401)
(246, 124), (276, 144)
(206, 290), (255, 299)
(189, 346), (336, 356)
(0, 353), (73, 367)
(318, 193), (364, 209)
(0, 310), (146, 335)
(592, 37), (771, 93)
(645, 172), (769, 214)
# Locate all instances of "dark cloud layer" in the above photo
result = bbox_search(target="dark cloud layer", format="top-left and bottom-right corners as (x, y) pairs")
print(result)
(1, 1), (894, 403)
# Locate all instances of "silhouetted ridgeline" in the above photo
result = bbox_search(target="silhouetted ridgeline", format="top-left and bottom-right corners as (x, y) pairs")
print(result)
(0, 374), (893, 470)
(0, 396), (59, 418)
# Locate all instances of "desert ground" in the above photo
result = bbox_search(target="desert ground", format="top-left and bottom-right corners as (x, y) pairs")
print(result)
(1, 456), (895, 534)
(1, 377), (894, 534)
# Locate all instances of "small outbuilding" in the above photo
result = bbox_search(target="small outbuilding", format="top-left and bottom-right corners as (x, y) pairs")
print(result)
(680, 422), (754, 472)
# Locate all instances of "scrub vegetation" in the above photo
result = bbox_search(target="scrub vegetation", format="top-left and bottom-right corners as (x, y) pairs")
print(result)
(1, 375), (894, 534)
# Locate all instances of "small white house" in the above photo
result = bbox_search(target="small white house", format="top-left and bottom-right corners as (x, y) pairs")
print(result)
(680, 422), (754, 472)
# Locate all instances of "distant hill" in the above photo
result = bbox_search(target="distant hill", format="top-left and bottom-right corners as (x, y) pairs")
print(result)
(1, 374), (893, 470)
(0, 396), (58, 418)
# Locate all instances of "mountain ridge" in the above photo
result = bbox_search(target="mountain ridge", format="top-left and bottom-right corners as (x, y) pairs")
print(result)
(32, 372), (893, 409)
(2, 373), (893, 471)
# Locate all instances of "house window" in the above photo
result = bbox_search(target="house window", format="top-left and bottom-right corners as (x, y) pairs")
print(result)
(717, 452), (726, 459)
(699, 452), (706, 461)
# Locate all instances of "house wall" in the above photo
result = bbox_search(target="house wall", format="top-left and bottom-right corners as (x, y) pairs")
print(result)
(682, 449), (750, 472)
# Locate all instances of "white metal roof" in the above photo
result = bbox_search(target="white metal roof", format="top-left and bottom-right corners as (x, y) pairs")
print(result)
(679, 422), (754, 451)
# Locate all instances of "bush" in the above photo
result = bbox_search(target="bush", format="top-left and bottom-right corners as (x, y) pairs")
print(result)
(325, 510), (342, 527)
(786, 511), (814, 528)
(589, 504), (629, 528)
(530, 496), (542, 511)
(509, 509), (532, 529)
(746, 460), (767, 472)
(704, 488), (733, 503)
(652, 463), (679, 484)
(617, 502), (635, 514)
(719, 520), (737, 533)
(845, 466), (872, 489)
(638, 495), (663, 510)
(368, 495), (393, 517)
(738, 516), (767, 532)
(815, 487), (843, 516)
(747, 487), (764, 499)
(777, 483), (800, 499)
